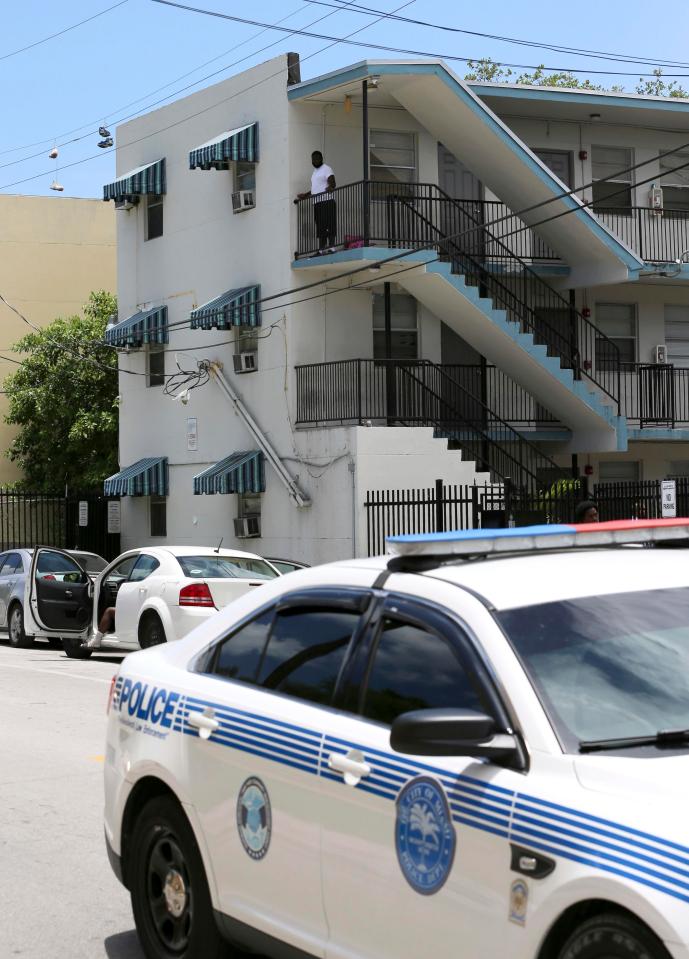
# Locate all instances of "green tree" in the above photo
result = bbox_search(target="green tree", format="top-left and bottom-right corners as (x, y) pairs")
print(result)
(3, 290), (119, 492)
(636, 67), (689, 99)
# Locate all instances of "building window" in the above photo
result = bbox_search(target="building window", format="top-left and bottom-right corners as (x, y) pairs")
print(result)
(146, 195), (164, 240)
(370, 130), (416, 185)
(598, 460), (640, 483)
(150, 496), (167, 537)
(148, 346), (165, 387)
(595, 303), (636, 369)
(665, 305), (689, 367)
(660, 152), (689, 212)
(235, 161), (256, 193)
(591, 146), (633, 212)
(668, 461), (689, 477)
(373, 292), (418, 360)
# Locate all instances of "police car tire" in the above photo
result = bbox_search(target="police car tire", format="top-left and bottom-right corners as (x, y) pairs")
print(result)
(557, 912), (672, 959)
(8, 604), (33, 648)
(61, 636), (92, 660)
(130, 796), (229, 959)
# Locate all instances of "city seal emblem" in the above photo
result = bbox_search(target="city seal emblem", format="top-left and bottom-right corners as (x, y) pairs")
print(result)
(395, 776), (456, 895)
(236, 777), (272, 861)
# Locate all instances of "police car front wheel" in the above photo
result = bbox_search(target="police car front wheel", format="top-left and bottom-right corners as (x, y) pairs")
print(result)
(557, 912), (672, 959)
(130, 796), (230, 959)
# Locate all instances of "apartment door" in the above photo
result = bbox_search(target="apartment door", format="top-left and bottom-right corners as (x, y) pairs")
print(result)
(437, 144), (484, 261)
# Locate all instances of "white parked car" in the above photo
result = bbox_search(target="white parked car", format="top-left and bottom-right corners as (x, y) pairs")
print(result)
(103, 519), (689, 959)
(24, 545), (280, 658)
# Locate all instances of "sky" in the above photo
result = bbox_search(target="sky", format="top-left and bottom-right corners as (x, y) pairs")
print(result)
(3, 0), (689, 199)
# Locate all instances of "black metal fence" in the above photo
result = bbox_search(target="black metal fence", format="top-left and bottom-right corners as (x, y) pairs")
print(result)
(364, 478), (689, 555)
(0, 490), (121, 560)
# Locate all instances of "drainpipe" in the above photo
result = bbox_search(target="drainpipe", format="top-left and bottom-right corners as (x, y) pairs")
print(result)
(206, 361), (311, 509)
(384, 281), (395, 423)
(349, 458), (356, 557)
(362, 79), (370, 246)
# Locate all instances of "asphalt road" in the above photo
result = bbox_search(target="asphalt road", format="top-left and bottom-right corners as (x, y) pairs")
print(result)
(0, 639), (145, 959)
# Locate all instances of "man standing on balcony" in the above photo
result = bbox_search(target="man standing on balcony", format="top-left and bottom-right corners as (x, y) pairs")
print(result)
(295, 151), (337, 254)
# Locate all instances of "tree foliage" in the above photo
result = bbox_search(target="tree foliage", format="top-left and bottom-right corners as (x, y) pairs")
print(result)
(465, 59), (687, 98)
(3, 291), (119, 492)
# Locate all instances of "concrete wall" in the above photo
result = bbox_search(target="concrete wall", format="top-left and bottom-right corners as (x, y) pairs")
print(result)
(0, 196), (116, 482)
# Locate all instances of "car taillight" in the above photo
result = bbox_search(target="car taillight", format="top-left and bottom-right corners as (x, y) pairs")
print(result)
(179, 582), (215, 608)
(107, 675), (117, 714)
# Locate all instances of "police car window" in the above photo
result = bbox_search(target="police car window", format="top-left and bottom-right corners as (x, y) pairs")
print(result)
(129, 554), (160, 582)
(256, 608), (359, 706)
(212, 610), (274, 683)
(361, 617), (485, 726)
(1, 553), (23, 574)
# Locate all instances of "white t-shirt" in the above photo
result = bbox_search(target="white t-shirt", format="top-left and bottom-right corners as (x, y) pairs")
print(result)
(311, 163), (334, 202)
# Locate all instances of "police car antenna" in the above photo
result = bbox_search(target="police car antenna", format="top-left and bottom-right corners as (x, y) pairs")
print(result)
(214, 537), (223, 554)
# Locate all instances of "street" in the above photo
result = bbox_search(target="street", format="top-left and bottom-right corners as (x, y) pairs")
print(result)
(0, 641), (144, 959)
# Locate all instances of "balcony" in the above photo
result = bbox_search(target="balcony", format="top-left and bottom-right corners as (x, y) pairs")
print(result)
(295, 359), (689, 435)
(295, 183), (689, 267)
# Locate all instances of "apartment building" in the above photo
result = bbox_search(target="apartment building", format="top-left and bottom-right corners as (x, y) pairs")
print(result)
(0, 195), (116, 483)
(104, 53), (689, 561)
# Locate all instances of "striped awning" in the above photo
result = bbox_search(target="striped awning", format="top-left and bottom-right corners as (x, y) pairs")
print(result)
(104, 306), (168, 348)
(189, 123), (259, 171)
(193, 451), (265, 495)
(104, 457), (168, 497)
(103, 158), (166, 202)
(190, 286), (260, 330)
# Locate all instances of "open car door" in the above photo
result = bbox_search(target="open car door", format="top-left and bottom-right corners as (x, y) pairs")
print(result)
(25, 547), (93, 640)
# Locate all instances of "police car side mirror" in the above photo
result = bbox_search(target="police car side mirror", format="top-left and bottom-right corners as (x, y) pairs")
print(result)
(391, 708), (522, 766)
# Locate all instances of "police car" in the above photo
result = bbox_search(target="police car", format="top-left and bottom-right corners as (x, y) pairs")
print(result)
(104, 520), (689, 959)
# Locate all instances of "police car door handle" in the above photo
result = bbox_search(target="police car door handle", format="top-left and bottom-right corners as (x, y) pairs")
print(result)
(187, 709), (219, 740)
(328, 750), (371, 786)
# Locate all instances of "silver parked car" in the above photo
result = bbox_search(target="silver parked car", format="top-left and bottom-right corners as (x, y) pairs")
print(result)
(0, 548), (108, 648)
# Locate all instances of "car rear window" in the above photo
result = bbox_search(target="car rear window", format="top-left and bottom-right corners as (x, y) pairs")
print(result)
(71, 553), (108, 573)
(177, 555), (278, 580)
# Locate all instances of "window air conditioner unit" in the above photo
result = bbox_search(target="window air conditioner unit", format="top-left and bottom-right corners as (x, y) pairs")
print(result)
(232, 190), (255, 213)
(114, 197), (139, 211)
(232, 351), (257, 374)
(655, 344), (668, 364)
(234, 515), (260, 538)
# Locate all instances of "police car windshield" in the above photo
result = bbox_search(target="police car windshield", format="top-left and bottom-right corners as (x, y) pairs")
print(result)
(497, 586), (689, 754)
(176, 555), (277, 580)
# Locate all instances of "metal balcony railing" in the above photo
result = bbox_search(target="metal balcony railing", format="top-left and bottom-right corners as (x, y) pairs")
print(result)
(295, 358), (568, 492)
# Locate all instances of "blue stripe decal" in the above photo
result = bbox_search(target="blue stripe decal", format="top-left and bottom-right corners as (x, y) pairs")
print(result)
(513, 810), (689, 879)
(120, 682), (689, 907)
(509, 835), (689, 906)
(518, 793), (689, 858)
(511, 822), (689, 893)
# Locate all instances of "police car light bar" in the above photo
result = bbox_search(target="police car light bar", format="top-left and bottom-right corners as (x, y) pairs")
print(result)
(386, 518), (689, 559)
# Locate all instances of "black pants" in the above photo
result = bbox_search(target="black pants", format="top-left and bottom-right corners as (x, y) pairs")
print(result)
(314, 199), (337, 249)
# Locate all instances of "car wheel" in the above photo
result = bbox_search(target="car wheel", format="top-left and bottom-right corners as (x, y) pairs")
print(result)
(557, 913), (672, 959)
(140, 614), (166, 649)
(61, 636), (92, 660)
(130, 796), (229, 959)
(8, 604), (33, 649)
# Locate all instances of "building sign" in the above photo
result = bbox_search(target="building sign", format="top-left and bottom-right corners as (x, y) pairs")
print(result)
(661, 479), (677, 518)
(78, 501), (88, 527)
(107, 501), (121, 534)
(187, 417), (198, 452)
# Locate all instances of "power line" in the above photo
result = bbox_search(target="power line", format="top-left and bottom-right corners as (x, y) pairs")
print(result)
(0, 0), (362, 173)
(306, 1), (689, 69)
(0, 0), (415, 192)
(0, 0), (130, 63)
(150, 0), (689, 78)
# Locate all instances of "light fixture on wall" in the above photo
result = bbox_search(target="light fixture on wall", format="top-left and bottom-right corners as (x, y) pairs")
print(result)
(589, 113), (602, 122)
(344, 94), (352, 114)
(366, 76), (380, 90)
